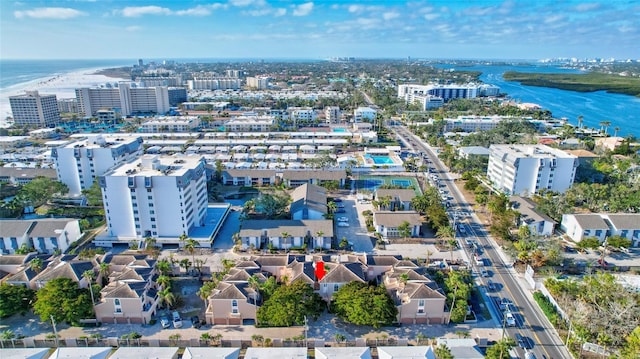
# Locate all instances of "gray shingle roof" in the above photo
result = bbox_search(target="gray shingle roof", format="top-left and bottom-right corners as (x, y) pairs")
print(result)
(0, 219), (77, 239)
(573, 214), (609, 229)
(373, 211), (422, 227)
(240, 220), (333, 238)
(290, 183), (327, 215)
(375, 189), (417, 203)
(606, 214), (640, 230)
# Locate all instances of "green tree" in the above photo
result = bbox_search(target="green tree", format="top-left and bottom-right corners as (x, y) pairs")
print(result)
(155, 259), (172, 276)
(621, 326), (640, 359)
(0, 283), (36, 318)
(607, 235), (632, 249)
(158, 287), (176, 309)
(197, 281), (217, 308)
(434, 344), (454, 359)
(82, 180), (103, 207)
(254, 192), (291, 218)
(397, 221), (412, 240)
(184, 238), (199, 267)
(485, 337), (515, 359)
(576, 237), (601, 251)
(339, 237), (349, 250)
(33, 278), (93, 324)
(517, 225), (531, 241)
(16, 177), (68, 208)
(29, 257), (44, 273)
(156, 275), (172, 289)
(330, 282), (398, 328)
(257, 280), (324, 327)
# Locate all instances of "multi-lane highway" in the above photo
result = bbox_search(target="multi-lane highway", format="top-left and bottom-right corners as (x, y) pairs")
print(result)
(393, 126), (571, 359)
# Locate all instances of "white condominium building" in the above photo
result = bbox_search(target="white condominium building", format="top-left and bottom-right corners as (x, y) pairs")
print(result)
(99, 155), (208, 239)
(140, 116), (201, 133)
(9, 91), (60, 127)
(187, 77), (241, 90)
(354, 106), (377, 122)
(288, 107), (317, 125)
(442, 115), (537, 132)
(52, 135), (144, 196)
(75, 83), (170, 116)
(324, 106), (341, 123)
(398, 83), (499, 103)
(487, 144), (578, 196)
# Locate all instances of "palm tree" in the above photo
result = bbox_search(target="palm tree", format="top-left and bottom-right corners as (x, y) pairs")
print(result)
(399, 273), (409, 286)
(602, 121), (611, 135)
(614, 126), (620, 137)
(577, 115), (584, 129)
(156, 275), (171, 289)
(327, 201), (337, 214)
(447, 239), (457, 262)
(179, 258), (192, 274)
(158, 287), (176, 309)
(29, 258), (43, 273)
(184, 238), (199, 268)
(436, 226), (455, 248)
(82, 270), (96, 306)
(144, 236), (157, 250)
(280, 231), (291, 252)
(98, 262), (110, 287)
(179, 232), (188, 249)
(156, 259), (172, 276)
(425, 249), (433, 266)
(197, 281), (217, 308)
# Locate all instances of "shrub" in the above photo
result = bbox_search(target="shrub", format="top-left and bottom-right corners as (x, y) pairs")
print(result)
(533, 291), (561, 326)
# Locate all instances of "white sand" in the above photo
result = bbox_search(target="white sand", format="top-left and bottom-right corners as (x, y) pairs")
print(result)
(0, 67), (128, 126)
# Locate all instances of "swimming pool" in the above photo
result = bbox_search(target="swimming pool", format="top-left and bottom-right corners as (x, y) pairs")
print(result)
(332, 128), (347, 132)
(364, 154), (394, 165)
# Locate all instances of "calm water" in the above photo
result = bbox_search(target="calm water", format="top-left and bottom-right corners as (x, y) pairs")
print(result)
(461, 64), (640, 138)
(0, 59), (134, 90)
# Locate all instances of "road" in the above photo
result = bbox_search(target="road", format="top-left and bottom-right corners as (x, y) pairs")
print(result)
(393, 126), (571, 359)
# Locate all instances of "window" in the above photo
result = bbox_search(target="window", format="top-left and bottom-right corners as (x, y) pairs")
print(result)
(231, 299), (238, 314)
(334, 284), (339, 291)
(114, 298), (122, 313)
(418, 299), (425, 314)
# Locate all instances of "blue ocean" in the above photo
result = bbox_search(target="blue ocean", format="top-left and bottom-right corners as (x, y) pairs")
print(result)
(0, 59), (134, 91)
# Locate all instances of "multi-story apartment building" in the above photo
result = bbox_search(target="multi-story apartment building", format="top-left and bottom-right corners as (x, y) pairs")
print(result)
(354, 106), (377, 122)
(52, 135), (144, 196)
(246, 76), (269, 89)
(139, 116), (200, 133)
(226, 69), (241, 78)
(98, 155), (208, 240)
(405, 93), (445, 110)
(75, 83), (170, 117)
(9, 91), (60, 127)
(487, 144), (578, 196)
(442, 115), (538, 132)
(225, 115), (275, 132)
(398, 83), (500, 103)
(136, 76), (181, 87)
(167, 87), (187, 106)
(57, 98), (78, 114)
(187, 77), (241, 90)
(287, 107), (317, 126)
(324, 106), (341, 123)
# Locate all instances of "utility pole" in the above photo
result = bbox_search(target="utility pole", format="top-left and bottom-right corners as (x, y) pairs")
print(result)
(304, 315), (308, 348)
(50, 315), (59, 347)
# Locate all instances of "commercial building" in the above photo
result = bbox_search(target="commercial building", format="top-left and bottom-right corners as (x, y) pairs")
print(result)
(9, 91), (60, 127)
(52, 135), (144, 196)
(75, 83), (171, 117)
(98, 154), (208, 240)
(405, 93), (445, 110)
(487, 144), (578, 196)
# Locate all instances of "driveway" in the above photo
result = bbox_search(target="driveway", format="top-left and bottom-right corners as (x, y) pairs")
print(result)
(334, 196), (374, 253)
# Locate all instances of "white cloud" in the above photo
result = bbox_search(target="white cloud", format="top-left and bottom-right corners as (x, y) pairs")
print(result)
(575, 3), (601, 12)
(122, 6), (171, 17)
(424, 13), (440, 20)
(292, 2), (314, 16)
(14, 7), (86, 19)
(544, 15), (564, 24)
(175, 5), (213, 16)
(383, 11), (400, 21)
(125, 25), (142, 32)
(229, 0), (265, 7)
(274, 8), (287, 17)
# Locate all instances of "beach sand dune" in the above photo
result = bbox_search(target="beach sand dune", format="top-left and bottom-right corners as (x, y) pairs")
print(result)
(1, 67), (128, 125)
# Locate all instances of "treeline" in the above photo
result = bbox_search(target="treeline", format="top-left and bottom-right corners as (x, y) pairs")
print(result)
(503, 71), (640, 97)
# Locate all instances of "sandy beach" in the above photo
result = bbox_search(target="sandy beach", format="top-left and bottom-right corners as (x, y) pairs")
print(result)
(0, 67), (128, 126)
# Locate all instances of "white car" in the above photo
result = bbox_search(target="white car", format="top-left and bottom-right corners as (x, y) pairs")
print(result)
(481, 269), (490, 277)
(337, 222), (350, 227)
(172, 311), (183, 328)
(505, 311), (516, 327)
(337, 217), (349, 222)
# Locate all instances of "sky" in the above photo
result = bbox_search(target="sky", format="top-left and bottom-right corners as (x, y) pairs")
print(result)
(1, 0), (639, 60)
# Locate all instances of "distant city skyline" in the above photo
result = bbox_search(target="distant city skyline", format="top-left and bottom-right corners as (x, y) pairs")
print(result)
(1, 0), (639, 60)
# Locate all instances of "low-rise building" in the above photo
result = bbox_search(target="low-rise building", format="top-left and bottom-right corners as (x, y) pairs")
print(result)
(510, 196), (556, 236)
(238, 220), (333, 250)
(290, 183), (327, 220)
(374, 189), (416, 211)
(0, 167), (57, 185)
(0, 218), (81, 254)
(373, 211), (422, 239)
(561, 213), (640, 246)
(354, 106), (377, 122)
(140, 116), (200, 133)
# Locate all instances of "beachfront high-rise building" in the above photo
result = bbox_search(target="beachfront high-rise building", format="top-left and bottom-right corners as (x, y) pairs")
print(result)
(167, 87), (187, 106)
(487, 144), (578, 196)
(57, 98), (79, 114)
(397, 83), (499, 104)
(9, 91), (60, 127)
(52, 135), (144, 196)
(226, 70), (241, 78)
(75, 84), (170, 116)
(98, 155), (208, 239)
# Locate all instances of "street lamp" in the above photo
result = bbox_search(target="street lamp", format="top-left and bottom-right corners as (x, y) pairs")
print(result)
(50, 315), (59, 347)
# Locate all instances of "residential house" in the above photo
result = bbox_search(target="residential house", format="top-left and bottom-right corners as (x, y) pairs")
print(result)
(205, 281), (259, 325)
(377, 346), (436, 359)
(315, 347), (372, 359)
(244, 348), (307, 359)
(221, 169), (277, 186)
(182, 347), (240, 359)
(282, 170), (346, 188)
(0, 348), (50, 359)
(238, 220), (333, 250)
(0, 218), (82, 254)
(290, 183), (328, 220)
(317, 261), (366, 300)
(374, 189), (417, 211)
(0, 167), (57, 185)
(28, 256), (96, 290)
(3, 256), (53, 287)
(436, 338), (484, 359)
(94, 256), (160, 324)
(605, 214), (640, 247)
(384, 267), (448, 324)
(110, 347), (179, 359)
(561, 214), (610, 243)
(373, 211), (422, 239)
(510, 196), (556, 236)
(50, 347), (112, 359)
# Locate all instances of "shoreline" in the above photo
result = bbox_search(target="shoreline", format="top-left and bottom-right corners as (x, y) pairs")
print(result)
(0, 67), (129, 126)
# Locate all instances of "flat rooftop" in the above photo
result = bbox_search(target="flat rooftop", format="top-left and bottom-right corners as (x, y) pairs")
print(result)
(108, 154), (203, 177)
(61, 134), (141, 149)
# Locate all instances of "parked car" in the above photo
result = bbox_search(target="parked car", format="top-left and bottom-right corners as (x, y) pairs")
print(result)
(337, 222), (349, 227)
(337, 217), (349, 222)
(487, 280), (496, 291)
(160, 316), (171, 329)
(515, 333), (531, 349)
(172, 311), (182, 328)
(499, 298), (512, 311)
(481, 269), (490, 278)
(191, 315), (201, 329)
(505, 311), (516, 327)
